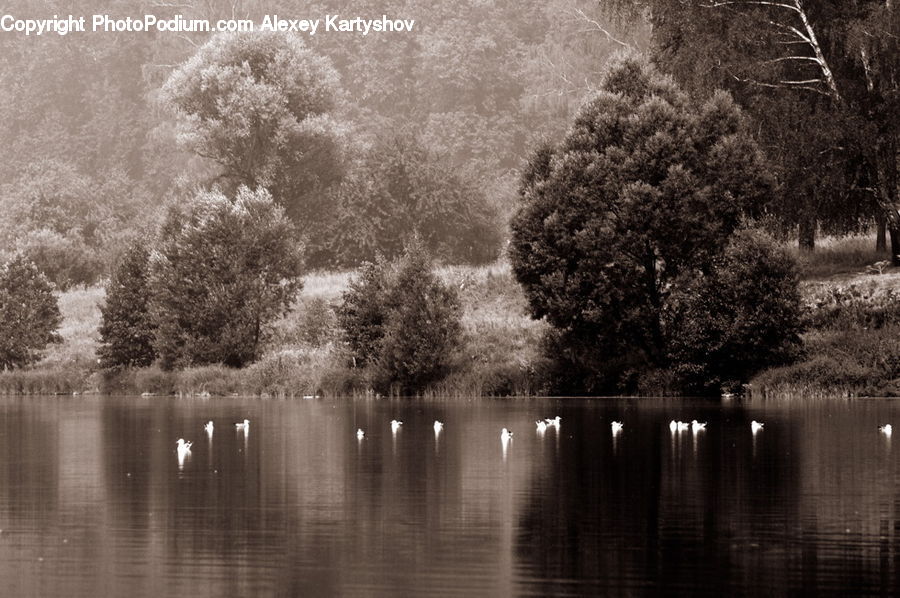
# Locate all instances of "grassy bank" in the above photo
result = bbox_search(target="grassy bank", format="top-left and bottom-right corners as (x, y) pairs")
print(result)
(2, 234), (896, 398)
(751, 234), (898, 398)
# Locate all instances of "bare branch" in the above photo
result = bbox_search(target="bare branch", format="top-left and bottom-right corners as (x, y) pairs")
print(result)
(570, 8), (632, 49)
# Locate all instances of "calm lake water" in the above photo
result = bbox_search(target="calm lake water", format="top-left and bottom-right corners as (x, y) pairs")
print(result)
(1, 395), (899, 596)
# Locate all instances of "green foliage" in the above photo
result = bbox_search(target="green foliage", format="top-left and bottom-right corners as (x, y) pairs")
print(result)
(97, 242), (156, 368)
(0, 255), (62, 369)
(319, 137), (504, 268)
(336, 259), (389, 368)
(337, 244), (463, 394)
(665, 230), (805, 392)
(150, 187), (304, 369)
(803, 280), (900, 331)
(161, 31), (345, 234)
(14, 228), (103, 290)
(510, 55), (776, 393)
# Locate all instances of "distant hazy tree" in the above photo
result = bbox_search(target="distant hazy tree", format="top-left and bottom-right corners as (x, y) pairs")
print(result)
(97, 242), (156, 368)
(0, 256), (62, 369)
(322, 137), (503, 267)
(337, 242), (462, 393)
(150, 187), (304, 369)
(161, 31), (345, 233)
(510, 56), (776, 392)
(665, 230), (804, 393)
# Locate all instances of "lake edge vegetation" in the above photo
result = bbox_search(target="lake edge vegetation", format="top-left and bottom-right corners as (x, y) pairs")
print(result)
(0, 233), (895, 399)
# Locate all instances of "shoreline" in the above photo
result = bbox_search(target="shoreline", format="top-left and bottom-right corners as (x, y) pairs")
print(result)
(2, 237), (897, 399)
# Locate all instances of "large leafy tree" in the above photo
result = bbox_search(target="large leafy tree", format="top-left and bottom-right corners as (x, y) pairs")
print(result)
(510, 56), (776, 391)
(150, 187), (304, 369)
(0, 256), (62, 369)
(161, 31), (346, 233)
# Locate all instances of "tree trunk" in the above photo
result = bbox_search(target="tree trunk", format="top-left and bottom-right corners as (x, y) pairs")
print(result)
(798, 214), (816, 252)
(891, 228), (900, 267)
(876, 213), (887, 252)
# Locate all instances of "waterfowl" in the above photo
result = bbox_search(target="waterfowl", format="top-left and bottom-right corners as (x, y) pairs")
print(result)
(501, 428), (514, 441)
(434, 420), (443, 433)
(880, 424), (892, 436)
(235, 419), (250, 431)
(176, 438), (192, 460)
(204, 421), (214, 436)
(691, 420), (707, 433)
(677, 421), (690, 432)
(611, 421), (624, 434)
(751, 421), (764, 434)
(391, 419), (403, 433)
(357, 429), (365, 439)
(536, 420), (548, 433)
(669, 420), (678, 433)
(544, 416), (561, 427)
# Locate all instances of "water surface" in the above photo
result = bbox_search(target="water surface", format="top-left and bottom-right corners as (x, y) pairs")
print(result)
(1, 395), (899, 596)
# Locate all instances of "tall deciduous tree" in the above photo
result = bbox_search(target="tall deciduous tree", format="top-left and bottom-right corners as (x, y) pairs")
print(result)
(604, 0), (898, 255)
(161, 31), (346, 234)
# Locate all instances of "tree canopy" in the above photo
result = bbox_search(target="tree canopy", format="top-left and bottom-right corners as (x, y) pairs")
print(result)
(510, 56), (786, 392)
(161, 31), (346, 234)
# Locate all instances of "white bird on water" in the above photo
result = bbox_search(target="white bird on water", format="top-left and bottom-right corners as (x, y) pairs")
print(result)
(204, 421), (214, 437)
(691, 420), (707, 433)
(357, 428), (365, 439)
(391, 419), (403, 433)
(501, 428), (514, 441)
(880, 424), (892, 436)
(751, 421), (764, 434)
(235, 419), (249, 432)
(176, 438), (192, 467)
(434, 420), (444, 433)
(536, 420), (548, 433)
(544, 416), (561, 428)
(611, 421), (624, 434)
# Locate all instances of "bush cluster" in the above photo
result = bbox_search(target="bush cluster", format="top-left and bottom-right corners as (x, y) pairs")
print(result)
(337, 244), (463, 394)
(98, 187), (304, 370)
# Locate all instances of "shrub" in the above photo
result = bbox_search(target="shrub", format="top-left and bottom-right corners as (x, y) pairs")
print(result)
(97, 242), (157, 368)
(150, 187), (304, 369)
(337, 243), (463, 394)
(665, 230), (804, 392)
(0, 256), (62, 369)
(373, 246), (463, 393)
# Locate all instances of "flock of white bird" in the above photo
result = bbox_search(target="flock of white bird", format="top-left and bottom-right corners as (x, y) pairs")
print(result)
(174, 415), (896, 464)
(176, 418), (250, 463)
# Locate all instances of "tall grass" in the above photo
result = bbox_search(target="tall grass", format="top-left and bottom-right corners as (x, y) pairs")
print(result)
(787, 233), (888, 279)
